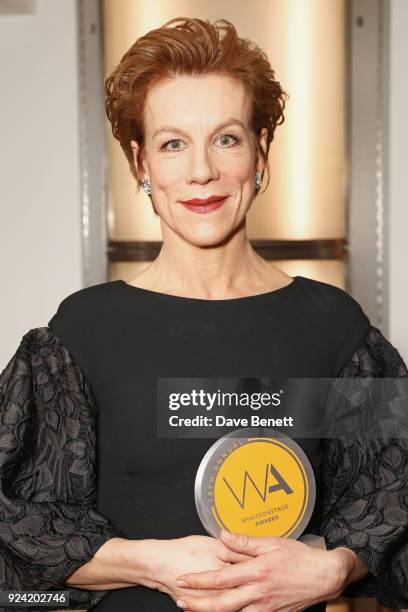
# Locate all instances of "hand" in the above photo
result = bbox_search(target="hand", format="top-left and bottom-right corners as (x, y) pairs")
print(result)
(140, 534), (252, 606)
(174, 530), (356, 611)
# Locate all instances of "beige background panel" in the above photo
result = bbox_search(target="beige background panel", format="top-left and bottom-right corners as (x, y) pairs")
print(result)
(102, 0), (345, 242)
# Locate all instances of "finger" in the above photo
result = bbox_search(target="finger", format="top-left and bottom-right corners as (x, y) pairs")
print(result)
(177, 583), (258, 612)
(215, 536), (254, 562)
(176, 558), (258, 590)
(221, 529), (280, 556)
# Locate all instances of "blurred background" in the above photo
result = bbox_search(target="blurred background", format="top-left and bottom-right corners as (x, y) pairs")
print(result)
(0, 1), (407, 607)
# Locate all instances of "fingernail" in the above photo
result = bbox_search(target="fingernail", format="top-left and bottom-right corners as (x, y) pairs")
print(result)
(177, 600), (187, 609)
(176, 579), (188, 587)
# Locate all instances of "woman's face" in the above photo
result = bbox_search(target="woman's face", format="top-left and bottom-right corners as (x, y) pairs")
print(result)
(130, 73), (268, 246)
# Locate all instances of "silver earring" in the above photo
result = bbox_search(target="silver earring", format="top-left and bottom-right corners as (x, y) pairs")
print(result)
(255, 171), (262, 192)
(141, 178), (152, 196)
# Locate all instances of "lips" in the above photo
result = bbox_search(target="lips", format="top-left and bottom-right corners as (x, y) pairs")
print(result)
(181, 195), (227, 205)
(181, 197), (227, 214)
(182, 196), (228, 213)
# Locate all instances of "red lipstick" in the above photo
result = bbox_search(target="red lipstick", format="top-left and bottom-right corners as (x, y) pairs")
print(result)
(181, 195), (228, 213)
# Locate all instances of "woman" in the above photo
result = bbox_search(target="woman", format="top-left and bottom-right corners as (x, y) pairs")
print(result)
(1, 16), (407, 612)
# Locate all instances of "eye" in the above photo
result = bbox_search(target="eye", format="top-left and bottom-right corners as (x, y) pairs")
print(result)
(217, 134), (240, 147)
(161, 139), (184, 152)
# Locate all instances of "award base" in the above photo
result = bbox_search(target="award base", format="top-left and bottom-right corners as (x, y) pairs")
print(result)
(298, 534), (327, 550)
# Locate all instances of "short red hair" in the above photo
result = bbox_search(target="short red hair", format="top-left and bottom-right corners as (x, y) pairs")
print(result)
(105, 17), (287, 193)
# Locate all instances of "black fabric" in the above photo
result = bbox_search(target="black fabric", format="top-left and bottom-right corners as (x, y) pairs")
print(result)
(0, 275), (406, 610)
(320, 325), (408, 609)
(0, 327), (123, 611)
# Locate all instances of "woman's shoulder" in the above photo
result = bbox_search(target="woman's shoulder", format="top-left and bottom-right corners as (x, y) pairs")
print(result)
(295, 275), (369, 322)
(50, 280), (119, 312)
(47, 280), (121, 328)
(294, 276), (372, 368)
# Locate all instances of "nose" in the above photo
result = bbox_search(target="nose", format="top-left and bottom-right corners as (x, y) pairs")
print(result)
(186, 144), (220, 185)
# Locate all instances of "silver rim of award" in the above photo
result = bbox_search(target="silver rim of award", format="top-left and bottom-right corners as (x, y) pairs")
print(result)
(195, 427), (316, 539)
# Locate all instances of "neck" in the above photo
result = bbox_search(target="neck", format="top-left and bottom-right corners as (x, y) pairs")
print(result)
(129, 224), (291, 300)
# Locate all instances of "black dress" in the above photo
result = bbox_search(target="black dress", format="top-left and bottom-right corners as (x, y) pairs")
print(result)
(1, 275), (408, 611)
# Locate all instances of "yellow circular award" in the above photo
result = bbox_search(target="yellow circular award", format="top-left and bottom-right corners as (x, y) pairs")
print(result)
(195, 428), (316, 539)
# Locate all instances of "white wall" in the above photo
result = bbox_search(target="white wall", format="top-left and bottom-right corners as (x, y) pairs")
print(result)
(0, 0), (82, 368)
(388, 0), (408, 361)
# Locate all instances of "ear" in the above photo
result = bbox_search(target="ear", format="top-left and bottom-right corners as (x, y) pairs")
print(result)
(130, 139), (149, 183)
(255, 127), (268, 175)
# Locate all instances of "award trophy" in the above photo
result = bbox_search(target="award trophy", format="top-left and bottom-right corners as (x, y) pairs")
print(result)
(195, 428), (326, 549)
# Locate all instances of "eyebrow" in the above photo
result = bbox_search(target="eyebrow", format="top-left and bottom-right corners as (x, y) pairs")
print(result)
(152, 118), (247, 140)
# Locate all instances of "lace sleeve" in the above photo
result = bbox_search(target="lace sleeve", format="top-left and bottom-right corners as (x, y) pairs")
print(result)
(319, 326), (408, 609)
(0, 326), (125, 611)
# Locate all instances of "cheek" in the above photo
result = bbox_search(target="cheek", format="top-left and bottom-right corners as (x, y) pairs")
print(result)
(219, 156), (254, 184)
(151, 164), (183, 192)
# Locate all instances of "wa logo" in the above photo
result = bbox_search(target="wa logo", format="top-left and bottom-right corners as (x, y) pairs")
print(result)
(223, 464), (293, 509)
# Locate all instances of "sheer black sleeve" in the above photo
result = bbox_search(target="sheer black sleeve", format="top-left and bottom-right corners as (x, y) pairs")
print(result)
(0, 326), (125, 611)
(319, 325), (408, 609)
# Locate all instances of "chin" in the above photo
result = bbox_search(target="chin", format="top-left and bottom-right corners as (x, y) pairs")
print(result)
(184, 231), (233, 248)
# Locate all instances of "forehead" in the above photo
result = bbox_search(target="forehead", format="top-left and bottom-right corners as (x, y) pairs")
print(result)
(143, 73), (251, 135)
